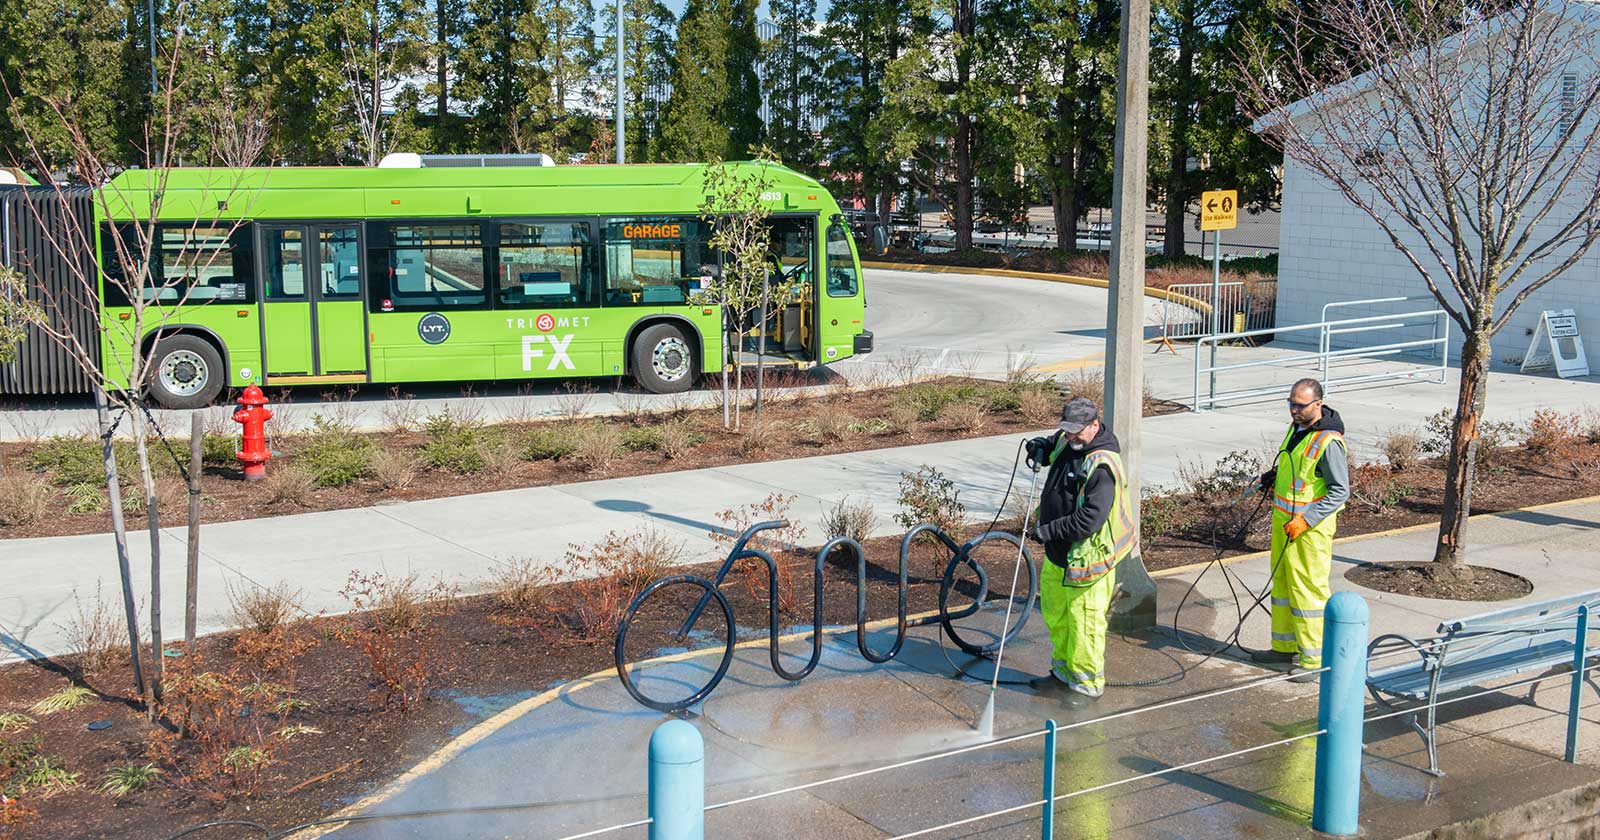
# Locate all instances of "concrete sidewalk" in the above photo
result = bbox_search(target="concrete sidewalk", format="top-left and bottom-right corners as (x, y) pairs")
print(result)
(304, 499), (1600, 839)
(3, 359), (1598, 664)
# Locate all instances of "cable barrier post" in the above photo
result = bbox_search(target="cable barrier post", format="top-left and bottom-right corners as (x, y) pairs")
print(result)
(1041, 719), (1057, 840)
(1566, 604), (1590, 763)
(649, 719), (704, 840)
(1312, 592), (1368, 835)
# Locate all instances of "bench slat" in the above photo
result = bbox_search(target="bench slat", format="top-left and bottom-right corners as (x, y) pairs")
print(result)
(1441, 590), (1600, 636)
(1368, 641), (1577, 701)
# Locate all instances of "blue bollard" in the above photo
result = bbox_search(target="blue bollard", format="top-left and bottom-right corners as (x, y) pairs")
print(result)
(1566, 605), (1589, 763)
(648, 719), (704, 840)
(1312, 591), (1368, 836)
(1041, 719), (1057, 840)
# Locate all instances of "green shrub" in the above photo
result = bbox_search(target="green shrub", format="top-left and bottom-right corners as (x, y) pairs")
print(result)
(896, 381), (983, 422)
(422, 409), (488, 473)
(986, 387), (1023, 413)
(297, 415), (375, 488)
(522, 427), (577, 461)
(26, 436), (124, 487)
(65, 483), (105, 514)
(895, 465), (966, 538)
(201, 433), (237, 467)
(621, 425), (663, 452)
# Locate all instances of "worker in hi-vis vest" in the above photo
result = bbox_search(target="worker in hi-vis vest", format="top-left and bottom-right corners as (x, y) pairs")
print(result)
(1255, 378), (1349, 683)
(1024, 397), (1135, 702)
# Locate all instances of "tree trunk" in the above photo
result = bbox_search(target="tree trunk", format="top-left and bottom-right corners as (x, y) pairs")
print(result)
(1432, 327), (1490, 580)
(1163, 2), (1196, 260)
(131, 409), (163, 714)
(185, 411), (202, 648)
(436, 0), (448, 119)
(952, 0), (975, 251)
(97, 390), (144, 696)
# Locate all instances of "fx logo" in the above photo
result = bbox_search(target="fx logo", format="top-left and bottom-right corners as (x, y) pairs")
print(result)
(522, 334), (575, 371)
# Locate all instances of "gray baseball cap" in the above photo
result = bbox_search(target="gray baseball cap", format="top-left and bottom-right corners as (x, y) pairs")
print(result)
(1056, 397), (1100, 433)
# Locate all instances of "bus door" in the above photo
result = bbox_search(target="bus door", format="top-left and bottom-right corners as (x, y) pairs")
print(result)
(259, 223), (369, 383)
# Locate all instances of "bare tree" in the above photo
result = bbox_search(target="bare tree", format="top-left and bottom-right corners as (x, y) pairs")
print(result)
(698, 150), (788, 431)
(5, 6), (264, 710)
(340, 1), (427, 166)
(1241, 0), (1600, 579)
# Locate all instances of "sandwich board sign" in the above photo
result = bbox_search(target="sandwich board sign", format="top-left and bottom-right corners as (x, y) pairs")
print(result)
(1521, 309), (1589, 378)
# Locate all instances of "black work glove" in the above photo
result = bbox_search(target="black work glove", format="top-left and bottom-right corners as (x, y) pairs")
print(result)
(1024, 436), (1053, 472)
(1032, 518), (1065, 544)
(1257, 468), (1277, 495)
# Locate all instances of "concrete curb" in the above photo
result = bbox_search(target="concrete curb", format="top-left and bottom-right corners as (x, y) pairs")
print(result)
(1148, 492), (1600, 580)
(1393, 778), (1600, 840)
(287, 607), (945, 839)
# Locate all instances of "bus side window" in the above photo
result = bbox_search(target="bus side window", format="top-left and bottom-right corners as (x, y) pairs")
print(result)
(367, 222), (488, 311)
(602, 217), (713, 306)
(496, 222), (593, 308)
(825, 223), (860, 297)
(101, 222), (256, 306)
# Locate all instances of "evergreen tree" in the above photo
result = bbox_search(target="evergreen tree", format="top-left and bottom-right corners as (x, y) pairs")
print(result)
(762, 0), (822, 171)
(723, 0), (763, 154)
(456, 0), (553, 153)
(541, 0), (598, 118)
(1029, 0), (1118, 251)
(657, 0), (731, 162)
(0, 0), (130, 171)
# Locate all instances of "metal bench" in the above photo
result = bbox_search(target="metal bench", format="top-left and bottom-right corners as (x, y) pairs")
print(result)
(1365, 589), (1599, 776)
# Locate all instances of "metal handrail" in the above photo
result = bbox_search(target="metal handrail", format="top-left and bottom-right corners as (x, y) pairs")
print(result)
(1194, 308), (1450, 411)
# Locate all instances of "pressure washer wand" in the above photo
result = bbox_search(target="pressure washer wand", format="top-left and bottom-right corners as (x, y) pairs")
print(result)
(976, 461), (1041, 739)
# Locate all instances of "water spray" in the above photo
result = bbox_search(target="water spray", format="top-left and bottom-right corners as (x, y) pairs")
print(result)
(975, 463), (1040, 738)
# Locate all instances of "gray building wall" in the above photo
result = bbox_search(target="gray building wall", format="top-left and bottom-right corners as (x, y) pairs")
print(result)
(1275, 154), (1600, 372)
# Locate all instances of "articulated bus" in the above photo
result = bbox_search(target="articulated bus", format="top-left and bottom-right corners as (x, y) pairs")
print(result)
(0, 159), (872, 409)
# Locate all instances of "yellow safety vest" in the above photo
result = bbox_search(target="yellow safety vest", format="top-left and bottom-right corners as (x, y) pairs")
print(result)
(1273, 426), (1346, 522)
(1050, 448), (1136, 585)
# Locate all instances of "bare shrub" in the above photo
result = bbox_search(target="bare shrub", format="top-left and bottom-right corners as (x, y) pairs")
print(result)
(59, 586), (123, 676)
(712, 492), (808, 553)
(1524, 408), (1580, 457)
(380, 387), (420, 433)
(1059, 369), (1104, 405)
(885, 401), (921, 436)
(1379, 427), (1423, 471)
(261, 464), (316, 507)
(941, 401), (988, 433)
(822, 497), (875, 543)
(0, 473), (52, 527)
(340, 570), (457, 636)
(887, 349), (929, 385)
(895, 465), (966, 539)
(551, 528), (686, 640)
(484, 557), (553, 620)
(555, 383), (597, 421)
(478, 437), (523, 478)
(1350, 462), (1415, 514)
(226, 580), (303, 635)
(735, 421), (779, 455)
(370, 448), (420, 490)
(1580, 406), (1600, 444)
(658, 419), (705, 460)
(804, 405), (857, 443)
(1017, 387), (1059, 426)
(571, 422), (624, 473)
(613, 390), (651, 423)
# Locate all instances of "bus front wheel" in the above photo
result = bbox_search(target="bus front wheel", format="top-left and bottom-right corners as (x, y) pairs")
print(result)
(148, 335), (225, 409)
(631, 323), (696, 394)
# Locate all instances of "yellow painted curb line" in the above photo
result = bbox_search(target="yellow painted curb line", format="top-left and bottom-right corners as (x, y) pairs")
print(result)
(860, 260), (1213, 311)
(1148, 492), (1600, 580)
(290, 607), (947, 838)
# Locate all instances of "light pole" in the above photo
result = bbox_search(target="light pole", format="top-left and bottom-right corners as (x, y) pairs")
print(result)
(615, 0), (625, 164)
(1104, 0), (1155, 633)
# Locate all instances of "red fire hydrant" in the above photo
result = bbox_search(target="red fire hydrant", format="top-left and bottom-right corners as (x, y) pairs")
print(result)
(233, 385), (273, 482)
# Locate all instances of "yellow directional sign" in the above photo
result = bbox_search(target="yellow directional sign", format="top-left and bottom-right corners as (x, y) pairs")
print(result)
(1200, 189), (1238, 231)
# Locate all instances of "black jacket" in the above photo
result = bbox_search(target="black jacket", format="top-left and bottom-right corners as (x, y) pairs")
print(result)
(1035, 425), (1121, 568)
(1283, 405), (1345, 453)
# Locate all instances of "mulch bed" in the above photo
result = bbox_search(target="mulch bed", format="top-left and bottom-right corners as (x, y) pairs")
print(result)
(1345, 562), (1534, 602)
(0, 377), (1186, 541)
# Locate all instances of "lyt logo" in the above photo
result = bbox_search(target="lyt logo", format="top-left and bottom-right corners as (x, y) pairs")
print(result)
(522, 334), (575, 371)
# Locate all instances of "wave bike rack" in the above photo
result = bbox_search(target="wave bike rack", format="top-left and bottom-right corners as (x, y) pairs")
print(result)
(613, 520), (1040, 713)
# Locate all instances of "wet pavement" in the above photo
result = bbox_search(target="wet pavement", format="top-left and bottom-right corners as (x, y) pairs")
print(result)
(306, 506), (1600, 840)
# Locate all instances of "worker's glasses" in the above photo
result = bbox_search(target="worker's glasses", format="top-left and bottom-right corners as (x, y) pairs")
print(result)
(1287, 399), (1320, 410)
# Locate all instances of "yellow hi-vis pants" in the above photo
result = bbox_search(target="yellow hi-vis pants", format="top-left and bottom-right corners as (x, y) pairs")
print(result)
(1269, 511), (1335, 668)
(1040, 560), (1116, 696)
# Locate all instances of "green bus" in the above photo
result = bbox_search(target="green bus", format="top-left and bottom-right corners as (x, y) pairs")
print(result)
(0, 159), (872, 409)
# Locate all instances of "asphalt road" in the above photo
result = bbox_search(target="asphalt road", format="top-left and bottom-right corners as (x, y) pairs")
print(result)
(0, 268), (1158, 438)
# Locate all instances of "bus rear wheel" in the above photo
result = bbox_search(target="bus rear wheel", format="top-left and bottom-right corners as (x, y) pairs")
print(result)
(148, 335), (225, 409)
(631, 323), (696, 394)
